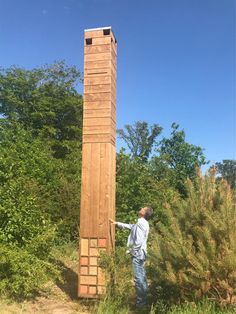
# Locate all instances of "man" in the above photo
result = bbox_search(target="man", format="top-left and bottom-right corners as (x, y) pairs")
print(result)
(109, 206), (153, 308)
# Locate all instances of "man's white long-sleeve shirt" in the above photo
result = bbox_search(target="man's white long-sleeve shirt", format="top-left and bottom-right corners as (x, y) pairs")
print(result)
(117, 217), (149, 260)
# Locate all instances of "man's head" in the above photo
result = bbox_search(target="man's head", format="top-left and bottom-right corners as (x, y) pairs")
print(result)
(138, 207), (153, 220)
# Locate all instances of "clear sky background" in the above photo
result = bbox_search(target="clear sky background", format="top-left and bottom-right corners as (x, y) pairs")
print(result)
(0, 0), (235, 166)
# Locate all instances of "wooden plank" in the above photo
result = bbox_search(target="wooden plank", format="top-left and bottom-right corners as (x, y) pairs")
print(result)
(83, 108), (112, 119)
(110, 31), (117, 45)
(111, 119), (116, 129)
(90, 239), (98, 247)
(84, 60), (111, 70)
(111, 50), (116, 61)
(84, 93), (116, 105)
(85, 29), (115, 39)
(111, 145), (116, 246)
(89, 143), (100, 236)
(111, 75), (116, 87)
(111, 58), (116, 69)
(98, 143), (107, 233)
(84, 100), (112, 110)
(111, 68), (116, 80)
(84, 30), (104, 38)
(84, 44), (111, 54)
(84, 75), (111, 86)
(83, 134), (115, 144)
(84, 36), (111, 46)
(89, 286), (97, 294)
(83, 125), (112, 135)
(108, 145), (115, 248)
(111, 127), (116, 140)
(85, 60), (116, 70)
(80, 144), (92, 237)
(83, 108), (115, 124)
(84, 52), (111, 63)
(111, 81), (116, 94)
(84, 109), (116, 122)
(83, 117), (112, 127)
(84, 92), (116, 103)
(84, 68), (111, 77)
(80, 276), (97, 285)
(111, 42), (117, 55)
(92, 37), (112, 45)
(81, 238), (89, 256)
(106, 144), (112, 238)
(111, 60), (117, 70)
(99, 143), (106, 232)
(98, 143), (109, 238)
(84, 92), (112, 102)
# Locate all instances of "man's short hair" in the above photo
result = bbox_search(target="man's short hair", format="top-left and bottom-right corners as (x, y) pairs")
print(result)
(144, 207), (153, 220)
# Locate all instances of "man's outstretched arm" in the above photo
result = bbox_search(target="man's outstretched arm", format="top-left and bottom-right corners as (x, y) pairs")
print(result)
(109, 218), (134, 230)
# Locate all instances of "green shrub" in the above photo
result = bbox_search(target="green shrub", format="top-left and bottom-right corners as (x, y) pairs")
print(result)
(97, 247), (134, 310)
(0, 172), (59, 299)
(167, 300), (236, 314)
(149, 170), (236, 306)
(116, 151), (178, 246)
(0, 244), (59, 299)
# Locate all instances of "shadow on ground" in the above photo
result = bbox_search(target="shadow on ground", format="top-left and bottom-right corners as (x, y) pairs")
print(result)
(54, 260), (78, 300)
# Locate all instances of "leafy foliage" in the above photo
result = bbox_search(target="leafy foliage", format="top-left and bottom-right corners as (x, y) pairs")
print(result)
(97, 247), (133, 313)
(0, 61), (83, 158)
(0, 244), (59, 300)
(117, 121), (162, 162)
(213, 160), (236, 189)
(157, 123), (207, 194)
(149, 170), (236, 305)
(116, 149), (178, 245)
(0, 62), (84, 299)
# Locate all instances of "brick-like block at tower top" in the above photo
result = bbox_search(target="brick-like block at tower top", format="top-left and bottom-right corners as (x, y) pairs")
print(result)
(78, 27), (117, 298)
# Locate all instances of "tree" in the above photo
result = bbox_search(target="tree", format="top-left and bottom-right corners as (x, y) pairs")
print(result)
(157, 123), (207, 194)
(116, 149), (178, 245)
(117, 121), (162, 162)
(149, 170), (236, 305)
(0, 122), (59, 298)
(0, 62), (84, 298)
(0, 61), (83, 158)
(213, 160), (236, 189)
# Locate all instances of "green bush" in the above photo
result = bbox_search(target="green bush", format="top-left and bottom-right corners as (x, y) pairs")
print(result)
(0, 152), (59, 299)
(167, 300), (236, 314)
(0, 244), (59, 299)
(149, 170), (236, 306)
(116, 151), (178, 246)
(97, 247), (134, 311)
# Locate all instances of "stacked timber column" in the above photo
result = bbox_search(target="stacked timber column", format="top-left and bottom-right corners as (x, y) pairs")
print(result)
(78, 27), (117, 298)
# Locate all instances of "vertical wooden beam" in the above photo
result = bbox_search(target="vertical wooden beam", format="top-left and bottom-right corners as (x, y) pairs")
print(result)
(79, 27), (117, 298)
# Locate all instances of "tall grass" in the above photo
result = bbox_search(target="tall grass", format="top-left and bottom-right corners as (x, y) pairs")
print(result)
(150, 300), (236, 314)
(94, 297), (129, 314)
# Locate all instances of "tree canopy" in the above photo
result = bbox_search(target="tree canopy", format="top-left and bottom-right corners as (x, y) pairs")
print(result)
(117, 121), (162, 162)
(213, 160), (236, 189)
(0, 61), (83, 158)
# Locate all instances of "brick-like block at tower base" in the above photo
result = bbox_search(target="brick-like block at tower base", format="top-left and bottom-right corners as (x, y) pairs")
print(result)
(78, 26), (117, 298)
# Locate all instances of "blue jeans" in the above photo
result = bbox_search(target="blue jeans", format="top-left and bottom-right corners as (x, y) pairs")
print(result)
(132, 257), (148, 306)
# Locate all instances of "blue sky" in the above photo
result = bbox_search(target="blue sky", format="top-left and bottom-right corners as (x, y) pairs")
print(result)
(0, 0), (235, 166)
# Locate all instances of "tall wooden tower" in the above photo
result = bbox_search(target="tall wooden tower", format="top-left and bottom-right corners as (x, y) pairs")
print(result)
(78, 27), (117, 297)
